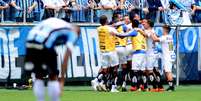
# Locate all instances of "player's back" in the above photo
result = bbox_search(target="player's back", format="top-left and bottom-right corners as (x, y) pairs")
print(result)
(27, 18), (76, 49)
(97, 25), (116, 52)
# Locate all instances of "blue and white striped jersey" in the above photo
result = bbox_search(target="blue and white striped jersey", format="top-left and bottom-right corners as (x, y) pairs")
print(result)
(12, 0), (36, 18)
(27, 18), (77, 50)
(0, 0), (7, 6)
(34, 0), (44, 13)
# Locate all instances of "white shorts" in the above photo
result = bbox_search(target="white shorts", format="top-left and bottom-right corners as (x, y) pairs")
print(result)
(146, 52), (160, 70)
(116, 46), (127, 65)
(126, 44), (133, 61)
(162, 58), (173, 72)
(132, 52), (146, 71)
(100, 51), (119, 68)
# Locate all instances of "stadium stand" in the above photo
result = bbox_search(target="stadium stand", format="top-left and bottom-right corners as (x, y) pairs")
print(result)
(0, 0), (200, 23)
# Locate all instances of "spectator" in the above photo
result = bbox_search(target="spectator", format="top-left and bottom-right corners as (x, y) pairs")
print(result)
(10, 0), (37, 22)
(60, 0), (71, 22)
(99, 0), (117, 22)
(0, 0), (9, 10)
(176, 0), (195, 10)
(0, 0), (9, 22)
(164, 2), (183, 25)
(42, 0), (64, 19)
(192, 0), (201, 23)
(55, 0), (68, 20)
(33, 0), (44, 22)
(86, 0), (98, 22)
(147, 0), (164, 23)
(167, 0), (194, 25)
(115, 0), (127, 17)
(93, 0), (101, 22)
(127, 0), (149, 19)
(160, 0), (170, 9)
(175, 0), (195, 22)
(1, 0), (16, 22)
(71, 0), (88, 22)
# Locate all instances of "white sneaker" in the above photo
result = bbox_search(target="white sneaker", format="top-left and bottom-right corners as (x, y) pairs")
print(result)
(91, 79), (98, 91)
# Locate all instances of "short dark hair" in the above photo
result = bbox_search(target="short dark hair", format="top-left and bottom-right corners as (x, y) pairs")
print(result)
(99, 15), (108, 25)
(169, 1), (176, 9)
(147, 19), (154, 27)
(132, 19), (140, 28)
(163, 25), (171, 33)
(129, 9), (140, 21)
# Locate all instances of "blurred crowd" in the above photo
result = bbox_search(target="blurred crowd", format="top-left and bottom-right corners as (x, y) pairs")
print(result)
(0, 0), (201, 23)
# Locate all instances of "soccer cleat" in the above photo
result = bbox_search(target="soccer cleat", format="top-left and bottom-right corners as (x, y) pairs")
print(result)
(140, 85), (144, 91)
(166, 86), (175, 91)
(91, 79), (98, 91)
(130, 86), (137, 91)
(149, 88), (158, 92)
(158, 88), (165, 92)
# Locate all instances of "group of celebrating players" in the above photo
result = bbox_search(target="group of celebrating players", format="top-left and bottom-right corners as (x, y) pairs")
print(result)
(91, 10), (176, 92)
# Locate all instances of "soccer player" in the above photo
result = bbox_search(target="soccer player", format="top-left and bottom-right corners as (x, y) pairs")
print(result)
(141, 19), (164, 91)
(25, 18), (79, 101)
(116, 19), (147, 91)
(91, 15), (119, 92)
(114, 16), (129, 91)
(151, 25), (175, 91)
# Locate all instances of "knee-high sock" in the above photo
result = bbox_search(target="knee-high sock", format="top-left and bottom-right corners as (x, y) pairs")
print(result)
(47, 81), (61, 101)
(154, 70), (163, 88)
(130, 71), (138, 88)
(33, 79), (45, 101)
(148, 73), (157, 89)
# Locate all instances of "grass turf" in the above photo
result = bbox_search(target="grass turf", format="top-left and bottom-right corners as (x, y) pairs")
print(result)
(0, 85), (201, 101)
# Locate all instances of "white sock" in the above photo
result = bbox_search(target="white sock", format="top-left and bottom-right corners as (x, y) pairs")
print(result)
(47, 81), (61, 101)
(122, 81), (126, 88)
(111, 85), (116, 90)
(33, 79), (45, 101)
(93, 78), (98, 82)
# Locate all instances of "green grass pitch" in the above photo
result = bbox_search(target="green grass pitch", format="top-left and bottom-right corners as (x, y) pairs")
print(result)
(0, 85), (201, 101)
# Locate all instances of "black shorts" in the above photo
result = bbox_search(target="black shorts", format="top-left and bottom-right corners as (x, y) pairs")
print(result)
(25, 47), (59, 77)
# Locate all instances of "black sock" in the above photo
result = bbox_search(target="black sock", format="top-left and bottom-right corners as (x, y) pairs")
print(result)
(130, 71), (138, 87)
(142, 72), (148, 89)
(168, 81), (174, 87)
(137, 71), (143, 89)
(148, 73), (157, 89)
(153, 70), (163, 88)
(97, 73), (103, 82)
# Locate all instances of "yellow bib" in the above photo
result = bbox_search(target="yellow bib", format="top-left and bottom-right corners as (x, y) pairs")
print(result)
(131, 32), (147, 51)
(115, 26), (127, 47)
(97, 26), (116, 52)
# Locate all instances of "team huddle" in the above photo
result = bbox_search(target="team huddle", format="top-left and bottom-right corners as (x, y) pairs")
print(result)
(91, 10), (176, 92)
